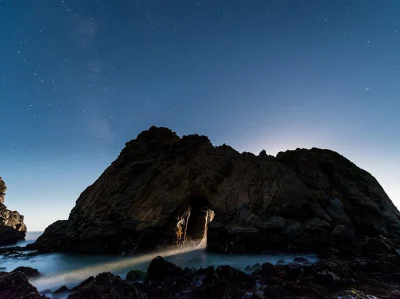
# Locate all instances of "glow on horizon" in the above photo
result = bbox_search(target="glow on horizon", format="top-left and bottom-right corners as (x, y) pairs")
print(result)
(9, 133), (400, 231)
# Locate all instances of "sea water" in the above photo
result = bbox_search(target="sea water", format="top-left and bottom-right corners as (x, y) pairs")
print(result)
(0, 232), (317, 293)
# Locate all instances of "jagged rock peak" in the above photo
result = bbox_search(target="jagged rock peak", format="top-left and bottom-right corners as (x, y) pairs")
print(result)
(120, 126), (212, 157)
(136, 126), (179, 142)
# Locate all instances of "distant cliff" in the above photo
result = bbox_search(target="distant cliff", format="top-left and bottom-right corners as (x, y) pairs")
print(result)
(0, 177), (27, 245)
(31, 127), (400, 257)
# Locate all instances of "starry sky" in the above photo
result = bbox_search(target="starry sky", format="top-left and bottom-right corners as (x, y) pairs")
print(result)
(1, 0), (399, 231)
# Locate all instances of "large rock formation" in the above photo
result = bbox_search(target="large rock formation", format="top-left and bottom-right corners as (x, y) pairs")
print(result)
(0, 177), (27, 245)
(30, 127), (400, 256)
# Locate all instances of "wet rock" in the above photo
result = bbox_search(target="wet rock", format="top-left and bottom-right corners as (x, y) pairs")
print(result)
(68, 272), (145, 299)
(54, 285), (69, 293)
(293, 257), (309, 264)
(196, 280), (243, 299)
(315, 270), (342, 287)
(27, 220), (67, 252)
(216, 265), (255, 288)
(35, 256), (400, 299)
(245, 263), (262, 272)
(12, 266), (41, 278)
(126, 270), (146, 281)
(202, 268), (220, 285)
(261, 262), (279, 277)
(144, 256), (190, 289)
(0, 246), (32, 254)
(264, 285), (288, 298)
(0, 271), (48, 299)
(334, 289), (378, 299)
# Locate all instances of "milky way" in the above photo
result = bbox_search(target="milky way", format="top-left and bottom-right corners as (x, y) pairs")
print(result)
(1, 1), (399, 230)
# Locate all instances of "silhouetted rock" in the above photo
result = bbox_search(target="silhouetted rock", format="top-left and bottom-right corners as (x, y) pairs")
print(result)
(261, 262), (279, 277)
(68, 272), (145, 299)
(196, 279), (243, 299)
(0, 272), (48, 299)
(144, 256), (190, 288)
(31, 127), (400, 257)
(12, 266), (41, 278)
(126, 270), (145, 281)
(0, 226), (19, 245)
(293, 257), (309, 264)
(57, 254), (400, 299)
(0, 178), (27, 245)
(245, 263), (262, 272)
(216, 265), (255, 289)
(54, 285), (69, 293)
(27, 220), (67, 252)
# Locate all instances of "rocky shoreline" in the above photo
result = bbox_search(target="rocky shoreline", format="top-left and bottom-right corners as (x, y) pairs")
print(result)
(0, 253), (399, 299)
(0, 177), (27, 246)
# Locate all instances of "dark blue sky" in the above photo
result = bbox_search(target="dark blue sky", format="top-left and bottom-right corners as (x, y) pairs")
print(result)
(1, 0), (399, 230)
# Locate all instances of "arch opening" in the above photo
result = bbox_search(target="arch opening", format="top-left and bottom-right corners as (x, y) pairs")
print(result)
(176, 195), (214, 248)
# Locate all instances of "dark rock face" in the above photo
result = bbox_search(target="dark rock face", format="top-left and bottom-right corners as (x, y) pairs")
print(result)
(0, 226), (20, 245)
(30, 127), (400, 256)
(0, 271), (48, 299)
(54, 285), (69, 293)
(12, 266), (41, 278)
(126, 270), (146, 281)
(144, 256), (192, 291)
(27, 220), (67, 252)
(68, 272), (146, 299)
(0, 178), (27, 246)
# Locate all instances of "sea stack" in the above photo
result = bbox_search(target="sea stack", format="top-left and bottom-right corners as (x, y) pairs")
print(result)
(31, 127), (400, 257)
(0, 177), (27, 245)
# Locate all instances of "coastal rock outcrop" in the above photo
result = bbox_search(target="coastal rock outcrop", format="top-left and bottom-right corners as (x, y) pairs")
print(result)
(68, 272), (146, 299)
(30, 127), (400, 256)
(70, 255), (400, 298)
(0, 177), (27, 246)
(0, 271), (48, 299)
(2, 255), (400, 299)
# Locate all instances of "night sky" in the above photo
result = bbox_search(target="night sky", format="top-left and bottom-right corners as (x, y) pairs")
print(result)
(1, 1), (399, 231)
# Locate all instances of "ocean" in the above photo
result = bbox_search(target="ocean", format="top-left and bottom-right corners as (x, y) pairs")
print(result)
(0, 231), (317, 296)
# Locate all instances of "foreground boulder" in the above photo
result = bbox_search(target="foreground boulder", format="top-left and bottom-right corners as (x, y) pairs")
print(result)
(0, 272), (47, 299)
(30, 127), (400, 256)
(0, 178), (27, 246)
(12, 266), (41, 278)
(144, 256), (193, 294)
(126, 270), (146, 281)
(68, 272), (146, 299)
